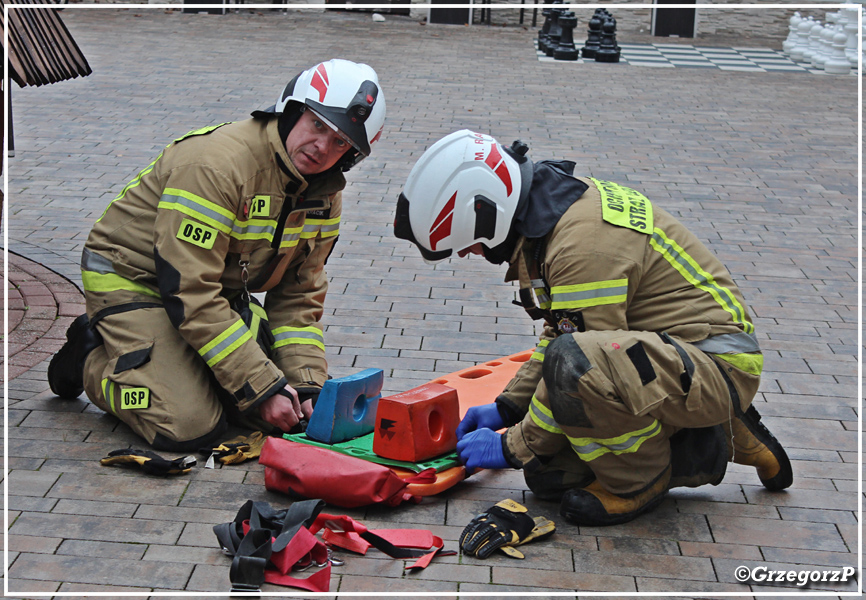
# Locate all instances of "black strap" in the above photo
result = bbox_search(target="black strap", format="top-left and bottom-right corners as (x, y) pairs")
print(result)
(358, 530), (456, 560)
(214, 499), (326, 592)
(660, 332), (695, 395)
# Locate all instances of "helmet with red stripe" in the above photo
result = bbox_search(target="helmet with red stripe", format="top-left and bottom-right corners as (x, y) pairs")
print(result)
(276, 59), (386, 170)
(395, 130), (530, 262)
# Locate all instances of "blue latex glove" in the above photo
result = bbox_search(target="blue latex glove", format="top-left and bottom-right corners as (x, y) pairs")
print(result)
(456, 403), (506, 441)
(456, 428), (510, 471)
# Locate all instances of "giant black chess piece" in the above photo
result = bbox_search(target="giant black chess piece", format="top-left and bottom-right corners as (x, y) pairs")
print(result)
(581, 10), (604, 59)
(537, 7), (553, 54)
(553, 12), (579, 61)
(544, 8), (565, 57)
(537, 1), (563, 54)
(595, 16), (621, 63)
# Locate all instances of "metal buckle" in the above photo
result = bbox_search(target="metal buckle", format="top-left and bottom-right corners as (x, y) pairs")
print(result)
(230, 582), (261, 593)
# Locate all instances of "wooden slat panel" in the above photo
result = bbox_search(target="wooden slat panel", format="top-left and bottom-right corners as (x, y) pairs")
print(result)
(1, 0), (91, 88)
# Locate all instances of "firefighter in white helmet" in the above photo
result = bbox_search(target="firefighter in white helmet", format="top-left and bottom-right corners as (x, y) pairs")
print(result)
(395, 130), (792, 526)
(49, 59), (386, 451)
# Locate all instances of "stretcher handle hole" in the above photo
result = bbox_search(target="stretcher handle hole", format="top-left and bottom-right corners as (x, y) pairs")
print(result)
(352, 394), (368, 422)
(431, 379), (447, 385)
(458, 368), (493, 380)
(485, 361), (502, 367)
(509, 352), (532, 363)
(428, 409), (443, 442)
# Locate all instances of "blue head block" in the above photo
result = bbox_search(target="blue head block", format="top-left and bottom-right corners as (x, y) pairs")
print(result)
(305, 368), (384, 444)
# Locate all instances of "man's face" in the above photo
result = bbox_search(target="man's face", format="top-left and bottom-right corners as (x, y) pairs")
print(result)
(284, 109), (352, 175)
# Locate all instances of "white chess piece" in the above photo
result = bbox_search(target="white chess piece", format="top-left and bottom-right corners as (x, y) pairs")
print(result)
(802, 21), (825, 65)
(825, 26), (852, 74)
(844, 18), (859, 65)
(783, 11), (802, 55)
(812, 23), (835, 69)
(790, 17), (815, 62)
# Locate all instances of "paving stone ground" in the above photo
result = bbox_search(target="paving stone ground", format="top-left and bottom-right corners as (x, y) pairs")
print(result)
(2, 6), (861, 599)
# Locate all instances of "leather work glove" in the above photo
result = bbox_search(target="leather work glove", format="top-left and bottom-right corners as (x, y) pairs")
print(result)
(100, 448), (196, 476)
(201, 431), (267, 467)
(456, 428), (510, 471)
(456, 403), (507, 440)
(460, 499), (556, 559)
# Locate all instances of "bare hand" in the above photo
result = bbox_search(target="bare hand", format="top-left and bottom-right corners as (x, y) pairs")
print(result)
(258, 385), (303, 432)
(300, 398), (314, 420)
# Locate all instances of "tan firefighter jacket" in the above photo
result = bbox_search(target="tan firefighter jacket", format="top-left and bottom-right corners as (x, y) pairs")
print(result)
(81, 117), (344, 413)
(497, 177), (762, 452)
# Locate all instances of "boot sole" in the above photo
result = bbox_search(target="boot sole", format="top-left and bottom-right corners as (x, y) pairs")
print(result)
(742, 406), (793, 491)
(560, 489), (667, 527)
(47, 314), (89, 399)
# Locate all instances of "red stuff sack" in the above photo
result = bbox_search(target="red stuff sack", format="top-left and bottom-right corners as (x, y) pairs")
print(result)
(260, 437), (436, 508)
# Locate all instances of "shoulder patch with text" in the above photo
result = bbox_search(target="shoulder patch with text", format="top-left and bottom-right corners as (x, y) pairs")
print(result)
(121, 387), (150, 410)
(249, 195), (271, 218)
(592, 178), (654, 234)
(177, 218), (218, 249)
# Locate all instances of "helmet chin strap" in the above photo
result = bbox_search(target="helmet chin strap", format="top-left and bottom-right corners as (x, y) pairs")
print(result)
(481, 227), (520, 265)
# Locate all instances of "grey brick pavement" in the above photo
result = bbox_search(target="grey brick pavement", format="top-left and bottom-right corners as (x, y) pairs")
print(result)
(3, 6), (861, 598)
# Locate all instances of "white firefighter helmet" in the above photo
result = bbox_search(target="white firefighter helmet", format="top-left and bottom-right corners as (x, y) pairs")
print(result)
(276, 59), (385, 168)
(395, 130), (529, 261)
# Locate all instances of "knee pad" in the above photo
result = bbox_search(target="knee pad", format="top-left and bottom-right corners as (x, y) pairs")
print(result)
(543, 335), (594, 428)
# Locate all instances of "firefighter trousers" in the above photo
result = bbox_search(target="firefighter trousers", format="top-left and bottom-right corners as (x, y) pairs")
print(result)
(516, 329), (761, 497)
(82, 307), (229, 451)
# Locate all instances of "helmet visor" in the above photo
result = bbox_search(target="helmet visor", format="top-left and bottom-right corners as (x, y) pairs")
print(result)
(394, 193), (452, 262)
(308, 107), (361, 154)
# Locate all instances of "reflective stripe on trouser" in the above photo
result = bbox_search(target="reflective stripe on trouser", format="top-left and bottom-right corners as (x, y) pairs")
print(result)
(530, 329), (760, 495)
(82, 307), (224, 448)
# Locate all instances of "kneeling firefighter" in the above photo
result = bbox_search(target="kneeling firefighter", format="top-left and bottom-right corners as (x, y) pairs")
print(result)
(394, 130), (792, 526)
(49, 59), (386, 452)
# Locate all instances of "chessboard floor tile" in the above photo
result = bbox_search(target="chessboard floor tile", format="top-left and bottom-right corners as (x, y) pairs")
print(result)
(535, 40), (858, 75)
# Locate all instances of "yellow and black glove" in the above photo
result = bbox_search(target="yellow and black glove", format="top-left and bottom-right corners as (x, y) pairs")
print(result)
(202, 431), (267, 467)
(460, 499), (556, 559)
(100, 448), (196, 476)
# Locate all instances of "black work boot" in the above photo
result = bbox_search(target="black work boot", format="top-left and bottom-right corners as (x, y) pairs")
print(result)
(560, 465), (670, 526)
(47, 314), (103, 399)
(726, 405), (793, 491)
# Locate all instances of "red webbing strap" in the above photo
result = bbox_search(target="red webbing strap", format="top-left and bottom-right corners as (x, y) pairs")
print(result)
(240, 518), (331, 593)
(322, 529), (370, 555)
(268, 525), (328, 575)
(263, 563), (331, 592)
(400, 467), (438, 484)
(311, 513), (453, 570)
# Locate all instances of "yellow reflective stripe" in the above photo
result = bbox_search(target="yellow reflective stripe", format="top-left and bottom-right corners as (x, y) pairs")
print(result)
(280, 225), (304, 249)
(568, 420), (662, 462)
(97, 153), (164, 222)
(96, 124), (229, 224)
(271, 326), (325, 351)
(158, 188), (235, 234)
(529, 395), (562, 434)
(102, 378), (116, 414)
(173, 123), (229, 142)
(82, 271), (161, 298)
(249, 303), (268, 320)
(306, 216), (341, 239)
(531, 339), (550, 362)
(231, 217), (279, 242)
(715, 352), (764, 376)
(248, 313), (261, 342)
(534, 289), (551, 310)
(550, 279), (628, 310)
(199, 320), (252, 367)
(650, 227), (753, 334)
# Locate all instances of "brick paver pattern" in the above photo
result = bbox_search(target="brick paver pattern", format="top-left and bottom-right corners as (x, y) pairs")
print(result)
(2, 7), (860, 598)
